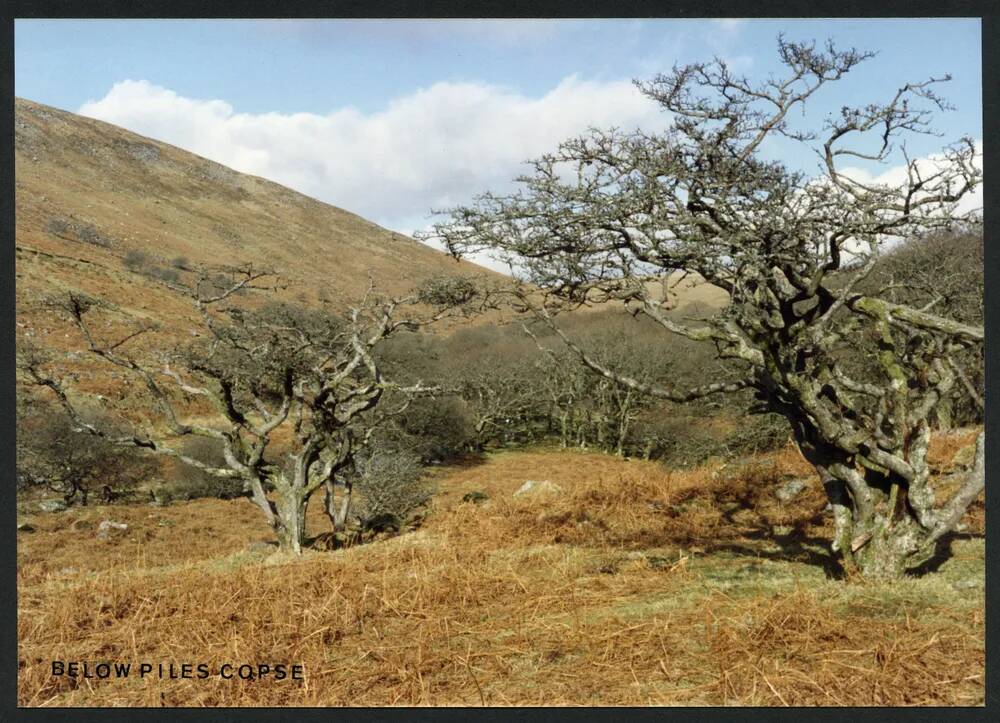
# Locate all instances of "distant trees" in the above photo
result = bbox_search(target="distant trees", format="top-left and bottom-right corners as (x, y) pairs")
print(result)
(19, 267), (491, 554)
(426, 38), (984, 579)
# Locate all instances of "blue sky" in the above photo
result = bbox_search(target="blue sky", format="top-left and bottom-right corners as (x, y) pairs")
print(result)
(15, 19), (983, 268)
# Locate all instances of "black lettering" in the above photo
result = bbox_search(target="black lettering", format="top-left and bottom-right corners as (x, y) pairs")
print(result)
(95, 663), (110, 679)
(197, 664), (210, 679)
(273, 664), (286, 680)
(139, 663), (152, 677)
(292, 664), (304, 680)
(114, 663), (131, 677)
(220, 664), (234, 679)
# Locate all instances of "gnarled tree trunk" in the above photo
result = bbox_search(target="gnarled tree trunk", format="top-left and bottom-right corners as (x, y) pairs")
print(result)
(795, 422), (984, 579)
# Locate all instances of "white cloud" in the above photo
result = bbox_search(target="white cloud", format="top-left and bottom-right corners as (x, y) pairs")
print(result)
(78, 77), (669, 253)
(78, 79), (980, 274)
(838, 140), (984, 219)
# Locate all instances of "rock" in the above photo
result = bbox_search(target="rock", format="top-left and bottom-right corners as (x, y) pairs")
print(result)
(16, 523), (36, 533)
(775, 477), (810, 504)
(513, 480), (563, 497)
(771, 524), (795, 537)
(96, 520), (128, 539)
(462, 491), (490, 504)
(38, 499), (68, 513)
(951, 579), (981, 591)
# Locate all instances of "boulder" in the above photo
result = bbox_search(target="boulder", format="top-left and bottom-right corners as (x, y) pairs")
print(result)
(775, 477), (810, 504)
(38, 499), (68, 513)
(16, 523), (36, 533)
(96, 520), (128, 539)
(513, 480), (563, 497)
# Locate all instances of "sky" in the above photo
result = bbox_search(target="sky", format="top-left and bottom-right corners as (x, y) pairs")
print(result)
(15, 19), (983, 271)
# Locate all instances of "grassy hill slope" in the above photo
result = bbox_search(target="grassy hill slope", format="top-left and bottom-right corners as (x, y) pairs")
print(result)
(15, 98), (506, 343)
(16, 435), (984, 707)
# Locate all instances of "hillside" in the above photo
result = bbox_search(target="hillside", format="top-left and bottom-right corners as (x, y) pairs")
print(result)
(16, 435), (984, 706)
(14, 98), (505, 339)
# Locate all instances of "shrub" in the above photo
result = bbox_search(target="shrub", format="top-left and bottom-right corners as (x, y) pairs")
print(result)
(355, 449), (432, 525)
(46, 217), (113, 248)
(16, 397), (157, 505)
(122, 249), (151, 271)
(416, 275), (479, 308)
(146, 265), (180, 284)
(394, 396), (476, 461)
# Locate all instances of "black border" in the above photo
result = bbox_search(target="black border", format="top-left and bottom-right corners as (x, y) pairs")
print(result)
(1, 2), (996, 721)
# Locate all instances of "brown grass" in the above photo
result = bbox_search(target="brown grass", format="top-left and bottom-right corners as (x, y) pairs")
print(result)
(17, 439), (984, 707)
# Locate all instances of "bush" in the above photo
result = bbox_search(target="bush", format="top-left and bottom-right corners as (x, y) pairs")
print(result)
(416, 275), (479, 308)
(394, 396), (476, 461)
(46, 217), (113, 248)
(16, 397), (157, 505)
(146, 265), (180, 284)
(122, 249), (152, 271)
(355, 450), (432, 525)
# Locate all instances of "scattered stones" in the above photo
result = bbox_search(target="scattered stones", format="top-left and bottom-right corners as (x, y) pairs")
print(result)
(775, 477), (810, 504)
(38, 499), (68, 513)
(16, 523), (36, 533)
(125, 142), (160, 163)
(462, 491), (490, 504)
(513, 480), (563, 497)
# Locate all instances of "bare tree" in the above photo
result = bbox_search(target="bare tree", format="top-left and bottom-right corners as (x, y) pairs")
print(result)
(424, 37), (984, 579)
(18, 267), (489, 554)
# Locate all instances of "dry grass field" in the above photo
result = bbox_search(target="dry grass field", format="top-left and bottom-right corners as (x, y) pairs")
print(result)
(17, 431), (984, 707)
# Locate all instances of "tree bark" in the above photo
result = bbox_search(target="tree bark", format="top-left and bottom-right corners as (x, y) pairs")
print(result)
(274, 489), (307, 555)
(791, 420), (977, 579)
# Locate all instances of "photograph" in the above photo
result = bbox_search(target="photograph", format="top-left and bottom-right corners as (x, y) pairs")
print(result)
(11, 14), (987, 708)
